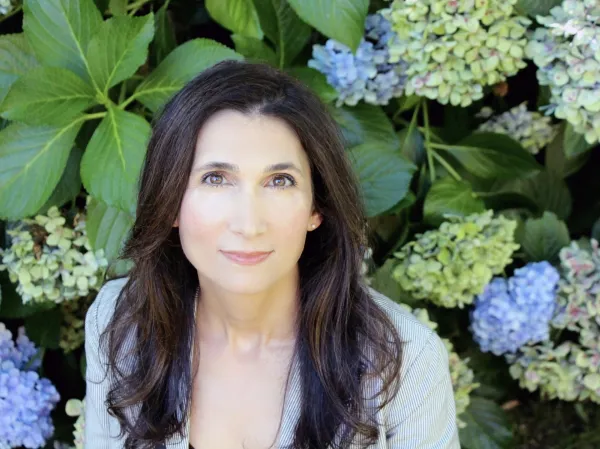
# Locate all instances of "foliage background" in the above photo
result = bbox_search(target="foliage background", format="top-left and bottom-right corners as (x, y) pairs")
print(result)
(1, 0), (600, 448)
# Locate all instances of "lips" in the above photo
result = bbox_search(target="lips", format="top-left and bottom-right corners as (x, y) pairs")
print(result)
(220, 251), (272, 265)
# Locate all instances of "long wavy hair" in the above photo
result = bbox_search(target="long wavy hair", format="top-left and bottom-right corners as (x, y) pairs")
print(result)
(100, 60), (404, 449)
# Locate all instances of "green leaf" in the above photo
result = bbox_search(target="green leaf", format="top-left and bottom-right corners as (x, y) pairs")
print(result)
(81, 106), (151, 214)
(231, 34), (278, 66)
(439, 132), (542, 179)
(23, 0), (103, 81)
(286, 66), (337, 103)
(546, 123), (590, 179)
(348, 143), (416, 217)
(564, 122), (595, 159)
(0, 120), (82, 220)
(132, 38), (243, 112)
(397, 127), (425, 166)
(459, 397), (514, 449)
(252, 0), (311, 67)
(38, 146), (83, 214)
(25, 306), (63, 350)
(520, 211), (570, 263)
(0, 67), (96, 125)
(287, 0), (368, 52)
(109, 0), (128, 15)
(330, 103), (399, 150)
(86, 196), (134, 262)
(87, 13), (155, 94)
(0, 34), (39, 107)
(516, 0), (562, 17)
(206, 0), (263, 39)
(152, 0), (177, 66)
(498, 170), (572, 220)
(370, 259), (408, 305)
(424, 177), (485, 226)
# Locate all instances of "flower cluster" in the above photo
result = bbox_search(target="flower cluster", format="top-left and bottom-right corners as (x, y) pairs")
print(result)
(0, 0), (15, 16)
(477, 102), (557, 154)
(506, 239), (600, 403)
(59, 294), (95, 353)
(380, 0), (531, 106)
(399, 304), (479, 428)
(525, 0), (600, 144)
(0, 206), (108, 305)
(470, 262), (560, 356)
(308, 13), (408, 106)
(65, 398), (85, 449)
(392, 211), (519, 308)
(0, 323), (60, 448)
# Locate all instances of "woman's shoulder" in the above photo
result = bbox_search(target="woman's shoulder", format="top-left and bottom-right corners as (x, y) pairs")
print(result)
(365, 286), (449, 375)
(86, 277), (129, 338)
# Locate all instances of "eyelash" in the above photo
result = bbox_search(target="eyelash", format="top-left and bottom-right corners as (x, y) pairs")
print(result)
(200, 171), (297, 190)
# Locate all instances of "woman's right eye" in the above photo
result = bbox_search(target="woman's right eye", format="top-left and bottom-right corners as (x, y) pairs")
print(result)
(201, 172), (226, 187)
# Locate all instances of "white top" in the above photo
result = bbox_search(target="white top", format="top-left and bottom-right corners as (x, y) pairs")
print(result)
(84, 277), (461, 448)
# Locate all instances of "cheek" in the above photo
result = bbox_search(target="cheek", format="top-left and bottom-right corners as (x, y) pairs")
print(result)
(178, 190), (225, 240)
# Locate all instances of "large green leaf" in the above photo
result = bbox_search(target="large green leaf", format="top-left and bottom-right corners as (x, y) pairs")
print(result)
(286, 66), (337, 103)
(0, 67), (96, 125)
(0, 120), (82, 219)
(287, 0), (368, 52)
(516, 0), (562, 17)
(25, 307), (63, 350)
(252, 0), (311, 67)
(459, 397), (513, 449)
(348, 143), (416, 217)
(132, 39), (243, 112)
(424, 177), (485, 226)
(206, 0), (263, 39)
(0, 34), (39, 107)
(23, 0), (103, 82)
(520, 211), (570, 263)
(563, 122), (595, 159)
(38, 146), (83, 214)
(231, 35), (278, 66)
(81, 107), (150, 214)
(151, 0), (177, 66)
(330, 103), (399, 150)
(87, 13), (155, 94)
(439, 132), (542, 179)
(86, 196), (134, 262)
(546, 123), (590, 179)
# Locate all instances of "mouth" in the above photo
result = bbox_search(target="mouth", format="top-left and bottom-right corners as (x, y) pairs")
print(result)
(220, 251), (273, 266)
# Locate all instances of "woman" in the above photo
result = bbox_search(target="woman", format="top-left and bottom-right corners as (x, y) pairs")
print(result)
(84, 60), (459, 449)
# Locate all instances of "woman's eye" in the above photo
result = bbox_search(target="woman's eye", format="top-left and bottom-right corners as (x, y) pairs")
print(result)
(202, 172), (225, 186)
(270, 175), (296, 188)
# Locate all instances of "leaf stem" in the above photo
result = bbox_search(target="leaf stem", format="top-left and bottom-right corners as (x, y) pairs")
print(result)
(84, 112), (107, 121)
(400, 100), (421, 153)
(119, 93), (139, 110)
(422, 100), (435, 182)
(430, 150), (462, 181)
(127, 0), (151, 15)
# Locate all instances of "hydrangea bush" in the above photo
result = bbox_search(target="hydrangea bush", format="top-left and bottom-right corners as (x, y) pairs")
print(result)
(308, 13), (408, 106)
(0, 323), (60, 448)
(477, 102), (557, 154)
(525, 0), (600, 144)
(470, 262), (560, 355)
(380, 0), (531, 106)
(0, 206), (108, 305)
(392, 211), (520, 308)
(507, 239), (600, 403)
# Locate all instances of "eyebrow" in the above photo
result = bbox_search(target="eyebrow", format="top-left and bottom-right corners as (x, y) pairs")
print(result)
(192, 161), (303, 175)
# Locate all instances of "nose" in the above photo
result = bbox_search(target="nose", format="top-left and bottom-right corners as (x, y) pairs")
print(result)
(228, 187), (267, 237)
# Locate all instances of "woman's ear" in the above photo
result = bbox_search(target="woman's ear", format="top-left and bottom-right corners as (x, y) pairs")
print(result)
(308, 213), (322, 231)
(173, 217), (179, 228)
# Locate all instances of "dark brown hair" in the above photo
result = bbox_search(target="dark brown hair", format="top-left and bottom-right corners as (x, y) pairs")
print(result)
(100, 60), (403, 449)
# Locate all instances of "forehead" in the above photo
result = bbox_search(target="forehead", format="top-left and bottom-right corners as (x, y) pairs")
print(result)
(193, 109), (309, 169)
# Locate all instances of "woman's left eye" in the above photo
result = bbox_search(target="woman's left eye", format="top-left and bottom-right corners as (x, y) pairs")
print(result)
(269, 174), (296, 189)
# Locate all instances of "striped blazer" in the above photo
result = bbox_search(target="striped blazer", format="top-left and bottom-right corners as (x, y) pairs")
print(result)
(84, 277), (461, 448)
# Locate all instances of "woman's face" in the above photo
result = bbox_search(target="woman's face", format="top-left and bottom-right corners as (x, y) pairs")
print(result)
(175, 109), (322, 294)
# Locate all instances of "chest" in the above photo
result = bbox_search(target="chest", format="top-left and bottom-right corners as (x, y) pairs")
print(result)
(188, 344), (294, 449)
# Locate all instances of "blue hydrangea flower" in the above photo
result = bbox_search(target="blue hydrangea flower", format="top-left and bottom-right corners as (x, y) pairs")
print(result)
(470, 261), (560, 355)
(0, 323), (60, 448)
(308, 13), (408, 106)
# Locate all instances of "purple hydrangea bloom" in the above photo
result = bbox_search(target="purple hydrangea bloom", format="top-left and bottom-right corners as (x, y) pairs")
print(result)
(0, 323), (60, 448)
(470, 262), (560, 355)
(308, 13), (407, 106)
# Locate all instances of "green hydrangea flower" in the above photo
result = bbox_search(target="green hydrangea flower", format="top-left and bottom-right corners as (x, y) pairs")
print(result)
(380, 0), (531, 106)
(65, 398), (85, 449)
(59, 293), (95, 353)
(398, 304), (479, 428)
(0, 205), (108, 304)
(525, 0), (600, 144)
(477, 102), (558, 154)
(506, 238), (600, 403)
(392, 211), (519, 308)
